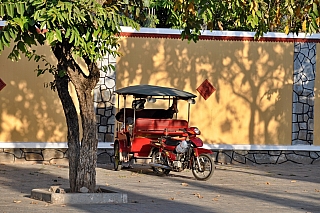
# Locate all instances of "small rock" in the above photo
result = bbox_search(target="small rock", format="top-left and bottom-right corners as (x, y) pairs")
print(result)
(79, 187), (89, 193)
(49, 186), (60, 193)
(56, 188), (65, 194)
(49, 186), (65, 193)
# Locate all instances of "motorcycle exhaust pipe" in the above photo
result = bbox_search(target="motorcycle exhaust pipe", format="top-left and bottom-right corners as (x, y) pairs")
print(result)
(149, 162), (171, 170)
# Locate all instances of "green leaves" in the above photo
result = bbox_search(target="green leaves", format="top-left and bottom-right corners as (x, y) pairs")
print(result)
(158, 0), (320, 40)
(0, 27), (13, 51)
(16, 2), (26, 15)
(0, 2), (26, 17)
(0, 0), (142, 66)
(45, 30), (54, 44)
(5, 3), (14, 17)
(247, 14), (259, 28)
(3, 30), (10, 42)
(0, 4), (5, 17)
(55, 29), (62, 42)
(58, 69), (66, 77)
(12, 16), (29, 30)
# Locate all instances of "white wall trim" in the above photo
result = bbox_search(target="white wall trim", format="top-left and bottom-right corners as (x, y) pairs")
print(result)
(202, 144), (320, 151)
(120, 26), (320, 40)
(0, 21), (6, 26)
(1, 142), (320, 151)
(0, 142), (113, 149)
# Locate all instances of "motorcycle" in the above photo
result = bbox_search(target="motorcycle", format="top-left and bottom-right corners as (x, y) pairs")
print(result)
(150, 127), (214, 181)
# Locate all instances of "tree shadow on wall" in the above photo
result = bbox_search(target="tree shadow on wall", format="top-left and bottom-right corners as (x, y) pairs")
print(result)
(0, 47), (67, 143)
(116, 37), (293, 145)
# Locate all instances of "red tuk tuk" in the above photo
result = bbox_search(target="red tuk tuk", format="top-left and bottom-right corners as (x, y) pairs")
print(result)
(113, 85), (214, 180)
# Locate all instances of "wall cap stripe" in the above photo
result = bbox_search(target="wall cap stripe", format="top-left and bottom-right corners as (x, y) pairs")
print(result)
(203, 144), (320, 151)
(120, 26), (320, 43)
(0, 142), (113, 149)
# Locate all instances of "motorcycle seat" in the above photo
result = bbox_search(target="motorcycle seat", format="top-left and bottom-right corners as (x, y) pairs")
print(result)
(164, 139), (180, 146)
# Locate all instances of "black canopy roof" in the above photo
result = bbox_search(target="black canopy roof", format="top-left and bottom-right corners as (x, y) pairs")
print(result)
(114, 85), (196, 100)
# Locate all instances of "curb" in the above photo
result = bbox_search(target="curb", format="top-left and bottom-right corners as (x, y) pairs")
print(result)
(31, 187), (128, 204)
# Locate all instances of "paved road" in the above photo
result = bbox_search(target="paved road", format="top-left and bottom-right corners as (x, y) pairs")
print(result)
(0, 162), (319, 213)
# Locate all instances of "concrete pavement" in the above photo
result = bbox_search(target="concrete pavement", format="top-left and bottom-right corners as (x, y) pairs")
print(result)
(0, 162), (319, 213)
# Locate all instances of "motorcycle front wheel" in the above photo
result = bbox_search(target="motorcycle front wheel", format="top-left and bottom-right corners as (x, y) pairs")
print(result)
(113, 142), (122, 171)
(192, 154), (214, 181)
(151, 150), (171, 176)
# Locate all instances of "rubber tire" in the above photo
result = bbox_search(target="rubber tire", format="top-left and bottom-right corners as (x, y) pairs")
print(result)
(113, 142), (122, 171)
(151, 150), (170, 176)
(192, 154), (214, 181)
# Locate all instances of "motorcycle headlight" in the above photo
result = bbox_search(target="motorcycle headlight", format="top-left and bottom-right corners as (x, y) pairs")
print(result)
(193, 127), (200, 135)
(186, 127), (201, 135)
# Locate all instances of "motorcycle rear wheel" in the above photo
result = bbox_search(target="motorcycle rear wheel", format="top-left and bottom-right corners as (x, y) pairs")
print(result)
(192, 154), (214, 181)
(151, 150), (170, 176)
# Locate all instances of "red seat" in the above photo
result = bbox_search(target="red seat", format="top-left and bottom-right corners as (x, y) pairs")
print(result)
(130, 118), (188, 154)
(134, 118), (188, 135)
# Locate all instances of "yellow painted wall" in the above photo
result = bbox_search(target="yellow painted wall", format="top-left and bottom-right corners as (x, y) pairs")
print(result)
(0, 35), (298, 146)
(0, 45), (70, 142)
(117, 37), (294, 145)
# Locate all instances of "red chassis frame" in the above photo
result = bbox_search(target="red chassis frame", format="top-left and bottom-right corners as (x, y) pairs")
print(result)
(115, 118), (212, 161)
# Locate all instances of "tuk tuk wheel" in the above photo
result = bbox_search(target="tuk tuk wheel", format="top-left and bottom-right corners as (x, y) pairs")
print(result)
(114, 142), (122, 171)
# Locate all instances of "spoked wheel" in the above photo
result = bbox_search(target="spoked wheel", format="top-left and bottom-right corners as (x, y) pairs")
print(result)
(192, 154), (214, 181)
(113, 142), (122, 171)
(151, 150), (170, 176)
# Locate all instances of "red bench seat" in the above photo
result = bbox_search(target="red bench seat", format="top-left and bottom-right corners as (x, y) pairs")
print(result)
(130, 118), (188, 154)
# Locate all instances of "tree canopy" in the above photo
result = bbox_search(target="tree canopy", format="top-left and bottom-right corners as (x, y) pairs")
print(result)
(175, 0), (318, 41)
(119, 0), (320, 41)
(0, 0), (139, 68)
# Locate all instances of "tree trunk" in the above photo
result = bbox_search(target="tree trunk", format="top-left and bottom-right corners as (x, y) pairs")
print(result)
(55, 71), (98, 192)
(52, 42), (100, 193)
(75, 89), (98, 192)
(54, 74), (80, 193)
(67, 60), (99, 192)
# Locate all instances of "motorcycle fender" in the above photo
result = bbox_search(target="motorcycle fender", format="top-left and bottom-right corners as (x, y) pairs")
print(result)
(190, 137), (203, 147)
(196, 147), (213, 155)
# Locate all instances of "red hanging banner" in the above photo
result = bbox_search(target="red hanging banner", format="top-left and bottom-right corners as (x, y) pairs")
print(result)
(196, 79), (216, 100)
(0, 78), (6, 91)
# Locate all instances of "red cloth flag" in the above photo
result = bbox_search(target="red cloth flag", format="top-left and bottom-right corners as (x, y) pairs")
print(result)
(0, 78), (6, 91)
(196, 79), (216, 100)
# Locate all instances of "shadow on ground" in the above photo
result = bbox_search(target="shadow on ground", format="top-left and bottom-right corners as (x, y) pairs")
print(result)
(0, 162), (319, 212)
